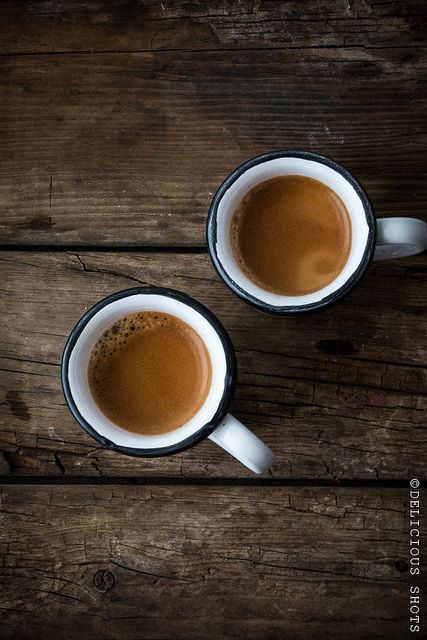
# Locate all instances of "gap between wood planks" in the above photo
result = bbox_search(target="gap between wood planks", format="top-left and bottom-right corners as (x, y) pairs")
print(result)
(0, 476), (418, 488)
(0, 245), (207, 253)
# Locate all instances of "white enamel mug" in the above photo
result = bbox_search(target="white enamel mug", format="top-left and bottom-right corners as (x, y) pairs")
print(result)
(61, 287), (276, 474)
(207, 151), (427, 314)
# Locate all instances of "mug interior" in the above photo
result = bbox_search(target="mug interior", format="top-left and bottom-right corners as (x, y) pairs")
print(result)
(66, 293), (228, 449)
(212, 154), (373, 309)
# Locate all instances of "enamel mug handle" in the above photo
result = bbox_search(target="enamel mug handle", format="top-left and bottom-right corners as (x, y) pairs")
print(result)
(374, 217), (427, 260)
(208, 414), (276, 474)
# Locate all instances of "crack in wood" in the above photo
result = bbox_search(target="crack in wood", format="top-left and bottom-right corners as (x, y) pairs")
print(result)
(0, 366), (56, 378)
(49, 175), (53, 209)
(54, 452), (65, 474)
(0, 355), (60, 367)
(71, 254), (149, 287)
(221, 556), (397, 583)
(109, 559), (195, 582)
(0, 44), (425, 58)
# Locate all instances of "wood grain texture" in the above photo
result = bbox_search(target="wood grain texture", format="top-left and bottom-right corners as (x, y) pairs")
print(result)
(0, 4), (425, 638)
(0, 251), (425, 478)
(0, 0), (425, 54)
(0, 46), (425, 245)
(0, 485), (416, 640)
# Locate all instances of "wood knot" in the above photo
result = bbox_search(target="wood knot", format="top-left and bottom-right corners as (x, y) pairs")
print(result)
(93, 569), (115, 592)
(23, 214), (55, 230)
(394, 560), (408, 573)
(316, 339), (358, 356)
(6, 390), (31, 421)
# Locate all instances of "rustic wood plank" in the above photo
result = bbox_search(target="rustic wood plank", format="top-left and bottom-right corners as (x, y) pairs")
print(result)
(0, 485), (415, 640)
(0, 0), (425, 54)
(0, 251), (425, 478)
(0, 46), (425, 245)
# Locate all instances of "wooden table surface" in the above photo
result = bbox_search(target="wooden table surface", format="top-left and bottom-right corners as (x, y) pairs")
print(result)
(0, 2), (426, 639)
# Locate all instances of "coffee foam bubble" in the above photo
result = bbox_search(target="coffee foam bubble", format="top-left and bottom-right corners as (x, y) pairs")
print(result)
(230, 203), (247, 272)
(89, 311), (171, 378)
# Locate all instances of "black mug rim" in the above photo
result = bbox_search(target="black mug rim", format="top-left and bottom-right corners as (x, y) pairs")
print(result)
(207, 150), (376, 314)
(61, 287), (237, 458)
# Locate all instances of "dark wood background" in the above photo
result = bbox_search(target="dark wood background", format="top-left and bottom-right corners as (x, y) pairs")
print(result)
(0, 2), (425, 638)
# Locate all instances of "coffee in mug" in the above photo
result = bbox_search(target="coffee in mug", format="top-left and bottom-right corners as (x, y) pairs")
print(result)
(230, 175), (352, 296)
(61, 287), (276, 474)
(207, 151), (427, 314)
(88, 311), (212, 436)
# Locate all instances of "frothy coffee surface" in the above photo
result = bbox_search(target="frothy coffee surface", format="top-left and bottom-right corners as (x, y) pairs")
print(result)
(88, 312), (212, 435)
(231, 175), (352, 296)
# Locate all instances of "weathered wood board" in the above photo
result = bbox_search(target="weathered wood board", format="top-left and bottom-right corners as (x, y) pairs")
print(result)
(0, 0), (425, 54)
(0, 485), (416, 640)
(0, 46), (425, 245)
(1, 251), (425, 478)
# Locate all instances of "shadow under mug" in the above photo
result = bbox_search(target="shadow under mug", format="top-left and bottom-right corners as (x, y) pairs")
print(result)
(61, 287), (276, 474)
(207, 150), (427, 314)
